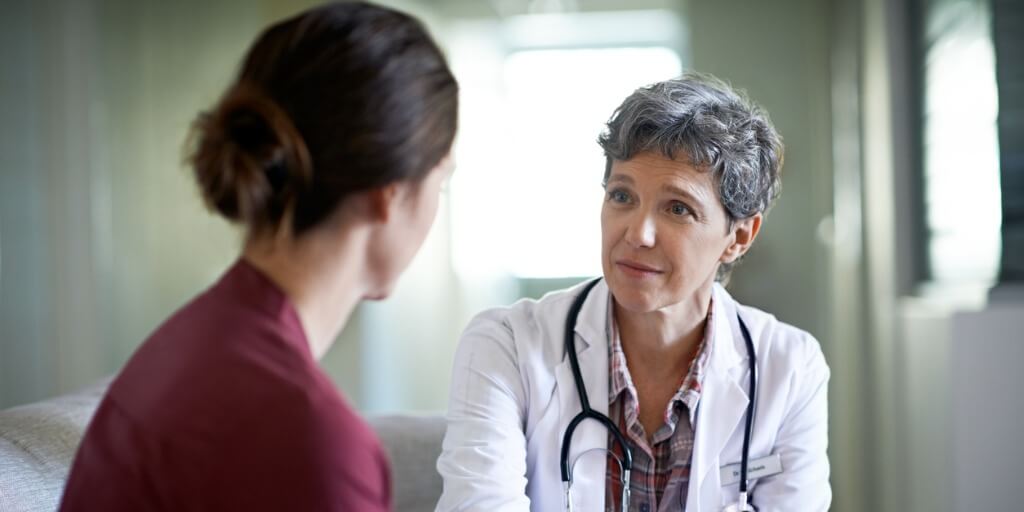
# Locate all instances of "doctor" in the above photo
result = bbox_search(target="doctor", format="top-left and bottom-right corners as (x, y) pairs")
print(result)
(436, 73), (830, 512)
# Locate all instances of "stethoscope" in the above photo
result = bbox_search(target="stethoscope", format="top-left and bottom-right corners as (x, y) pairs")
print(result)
(560, 278), (758, 512)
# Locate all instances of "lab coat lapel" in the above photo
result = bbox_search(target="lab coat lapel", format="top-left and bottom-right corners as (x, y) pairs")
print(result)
(688, 285), (750, 512)
(554, 279), (610, 512)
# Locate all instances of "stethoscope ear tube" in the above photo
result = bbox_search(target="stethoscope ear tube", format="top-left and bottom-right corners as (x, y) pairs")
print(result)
(560, 278), (603, 483)
(560, 278), (634, 512)
(563, 279), (601, 412)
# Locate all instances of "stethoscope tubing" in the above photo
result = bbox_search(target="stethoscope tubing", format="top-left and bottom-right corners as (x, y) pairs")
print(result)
(737, 316), (757, 497)
(560, 278), (625, 484)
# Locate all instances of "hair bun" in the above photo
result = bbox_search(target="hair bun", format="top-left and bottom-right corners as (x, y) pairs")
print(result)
(185, 3), (457, 237)
(188, 84), (311, 229)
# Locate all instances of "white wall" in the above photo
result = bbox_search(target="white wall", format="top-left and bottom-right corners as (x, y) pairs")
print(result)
(900, 298), (956, 512)
(950, 301), (1024, 510)
(897, 295), (1024, 512)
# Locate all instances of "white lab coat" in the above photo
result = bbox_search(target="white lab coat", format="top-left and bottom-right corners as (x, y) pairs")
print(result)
(436, 280), (830, 512)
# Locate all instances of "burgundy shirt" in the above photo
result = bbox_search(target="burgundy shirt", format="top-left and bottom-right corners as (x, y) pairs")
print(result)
(60, 260), (391, 511)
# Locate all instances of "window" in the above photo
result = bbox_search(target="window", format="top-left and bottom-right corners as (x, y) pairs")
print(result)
(920, 0), (1002, 284)
(448, 11), (685, 279)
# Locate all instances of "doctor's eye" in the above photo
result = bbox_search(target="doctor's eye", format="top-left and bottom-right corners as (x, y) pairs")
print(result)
(668, 201), (691, 217)
(606, 188), (633, 205)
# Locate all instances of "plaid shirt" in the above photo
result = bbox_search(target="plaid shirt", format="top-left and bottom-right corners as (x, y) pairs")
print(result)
(605, 299), (713, 512)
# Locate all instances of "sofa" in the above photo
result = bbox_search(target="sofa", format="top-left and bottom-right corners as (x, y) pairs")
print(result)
(0, 380), (446, 512)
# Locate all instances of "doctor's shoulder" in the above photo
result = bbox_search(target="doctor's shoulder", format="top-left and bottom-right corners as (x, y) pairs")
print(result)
(455, 285), (584, 367)
(735, 302), (830, 382)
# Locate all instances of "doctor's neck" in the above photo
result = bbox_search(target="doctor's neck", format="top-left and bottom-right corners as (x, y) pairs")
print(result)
(614, 283), (713, 377)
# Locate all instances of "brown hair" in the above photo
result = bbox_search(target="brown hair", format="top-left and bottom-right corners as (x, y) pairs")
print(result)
(189, 1), (458, 236)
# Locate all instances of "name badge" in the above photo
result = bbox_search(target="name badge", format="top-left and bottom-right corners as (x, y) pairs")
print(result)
(719, 453), (783, 486)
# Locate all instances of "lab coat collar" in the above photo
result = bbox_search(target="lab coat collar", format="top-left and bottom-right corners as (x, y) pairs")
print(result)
(570, 278), (610, 354)
(571, 280), (745, 371)
(688, 283), (753, 511)
(707, 282), (747, 374)
(555, 278), (612, 511)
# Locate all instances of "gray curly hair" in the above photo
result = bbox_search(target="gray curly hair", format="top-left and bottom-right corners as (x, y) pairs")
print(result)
(597, 71), (783, 281)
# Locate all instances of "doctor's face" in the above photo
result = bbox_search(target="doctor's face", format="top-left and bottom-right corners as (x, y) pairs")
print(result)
(600, 151), (739, 313)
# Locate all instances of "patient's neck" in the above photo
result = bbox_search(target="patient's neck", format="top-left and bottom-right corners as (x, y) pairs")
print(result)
(242, 222), (371, 360)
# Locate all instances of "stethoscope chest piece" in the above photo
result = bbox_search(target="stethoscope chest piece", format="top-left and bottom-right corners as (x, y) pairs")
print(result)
(722, 503), (756, 512)
(721, 491), (757, 511)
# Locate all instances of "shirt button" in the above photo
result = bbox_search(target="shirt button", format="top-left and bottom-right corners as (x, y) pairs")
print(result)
(639, 503), (650, 512)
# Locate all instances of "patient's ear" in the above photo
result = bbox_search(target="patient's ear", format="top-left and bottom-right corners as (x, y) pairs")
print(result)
(720, 213), (762, 264)
(365, 183), (401, 223)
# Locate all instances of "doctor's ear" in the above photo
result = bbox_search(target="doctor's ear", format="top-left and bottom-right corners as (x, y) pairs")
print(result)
(720, 213), (762, 264)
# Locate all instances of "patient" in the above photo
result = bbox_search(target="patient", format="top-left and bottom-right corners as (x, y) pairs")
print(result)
(60, 2), (457, 510)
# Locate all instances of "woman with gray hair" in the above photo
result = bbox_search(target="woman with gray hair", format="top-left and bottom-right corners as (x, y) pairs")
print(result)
(437, 72), (830, 512)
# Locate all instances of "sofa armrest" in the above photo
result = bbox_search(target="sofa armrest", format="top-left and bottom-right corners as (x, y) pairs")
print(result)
(0, 379), (110, 512)
(367, 414), (446, 512)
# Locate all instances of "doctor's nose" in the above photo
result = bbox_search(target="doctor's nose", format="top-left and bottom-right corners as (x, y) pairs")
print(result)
(623, 213), (656, 249)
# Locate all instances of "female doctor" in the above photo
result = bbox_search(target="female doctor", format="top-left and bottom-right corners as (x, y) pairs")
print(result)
(436, 73), (830, 512)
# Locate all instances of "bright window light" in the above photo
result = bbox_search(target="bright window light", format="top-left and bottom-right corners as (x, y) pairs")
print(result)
(923, 2), (1001, 283)
(450, 46), (682, 279)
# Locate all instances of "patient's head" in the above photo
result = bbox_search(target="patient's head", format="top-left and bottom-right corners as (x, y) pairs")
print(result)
(188, 1), (458, 240)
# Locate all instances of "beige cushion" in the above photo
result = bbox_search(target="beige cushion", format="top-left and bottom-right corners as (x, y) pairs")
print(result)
(0, 380), (108, 512)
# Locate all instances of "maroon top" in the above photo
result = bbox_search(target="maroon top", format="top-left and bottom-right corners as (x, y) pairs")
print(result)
(60, 260), (391, 511)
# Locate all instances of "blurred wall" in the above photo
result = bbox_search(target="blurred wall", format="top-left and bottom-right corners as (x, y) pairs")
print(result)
(0, 2), (900, 511)
(688, 0), (834, 347)
(1, 0), (261, 408)
(0, 0), (844, 467)
(0, 0), (454, 412)
(685, 0), (848, 508)
(855, 0), (1024, 510)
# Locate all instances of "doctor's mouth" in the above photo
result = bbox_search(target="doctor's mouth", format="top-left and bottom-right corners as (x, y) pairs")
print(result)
(615, 259), (666, 279)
